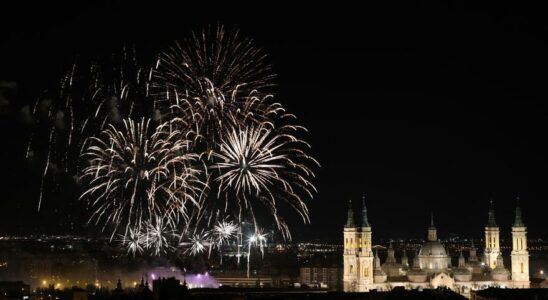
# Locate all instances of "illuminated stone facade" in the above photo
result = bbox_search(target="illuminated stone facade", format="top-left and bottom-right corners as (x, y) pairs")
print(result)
(342, 198), (530, 298)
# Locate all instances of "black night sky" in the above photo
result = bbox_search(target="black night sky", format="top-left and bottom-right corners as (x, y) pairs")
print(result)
(0, 3), (547, 241)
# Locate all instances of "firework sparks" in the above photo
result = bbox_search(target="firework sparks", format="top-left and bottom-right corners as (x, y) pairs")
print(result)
(212, 219), (239, 264)
(210, 125), (318, 239)
(120, 227), (144, 256)
(26, 48), (156, 210)
(144, 218), (175, 256)
(79, 118), (204, 239)
(152, 25), (275, 108)
(182, 230), (212, 256)
(26, 25), (320, 260)
(246, 230), (268, 278)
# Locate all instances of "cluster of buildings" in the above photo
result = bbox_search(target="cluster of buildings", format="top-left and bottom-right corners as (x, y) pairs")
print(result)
(343, 196), (531, 298)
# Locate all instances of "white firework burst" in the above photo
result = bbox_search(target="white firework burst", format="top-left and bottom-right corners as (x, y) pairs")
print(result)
(151, 25), (275, 107)
(181, 230), (212, 256)
(120, 227), (145, 256)
(79, 118), (204, 239)
(143, 218), (175, 256)
(210, 124), (318, 239)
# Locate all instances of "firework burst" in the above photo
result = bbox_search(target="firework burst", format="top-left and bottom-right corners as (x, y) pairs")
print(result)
(211, 219), (239, 264)
(143, 218), (176, 256)
(168, 80), (287, 150)
(26, 25), (320, 260)
(79, 118), (204, 239)
(120, 227), (145, 256)
(210, 124), (319, 239)
(152, 25), (275, 108)
(181, 230), (212, 256)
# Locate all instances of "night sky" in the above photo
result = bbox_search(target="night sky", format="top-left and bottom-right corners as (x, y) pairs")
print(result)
(1, 3), (547, 241)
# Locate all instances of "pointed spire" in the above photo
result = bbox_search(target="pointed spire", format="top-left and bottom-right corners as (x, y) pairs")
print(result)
(345, 199), (355, 228)
(401, 250), (409, 267)
(386, 241), (396, 262)
(513, 196), (525, 227)
(458, 249), (466, 268)
(487, 199), (497, 227)
(361, 194), (370, 227)
(374, 249), (382, 268)
(427, 213), (437, 241)
(412, 249), (421, 268)
(469, 240), (478, 261)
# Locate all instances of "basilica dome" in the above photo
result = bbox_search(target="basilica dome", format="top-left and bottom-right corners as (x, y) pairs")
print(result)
(419, 241), (448, 256)
(418, 216), (450, 273)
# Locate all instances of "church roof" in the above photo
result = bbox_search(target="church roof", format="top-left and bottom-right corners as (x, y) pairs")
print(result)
(345, 199), (354, 228)
(361, 194), (370, 227)
(487, 199), (497, 227)
(419, 240), (448, 257)
(513, 197), (525, 227)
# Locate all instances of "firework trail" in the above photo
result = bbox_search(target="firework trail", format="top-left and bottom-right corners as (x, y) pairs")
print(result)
(26, 47), (157, 210)
(79, 118), (204, 239)
(246, 230), (268, 278)
(209, 124), (318, 240)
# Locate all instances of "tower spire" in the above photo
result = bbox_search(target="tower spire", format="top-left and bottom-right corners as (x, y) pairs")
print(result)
(345, 199), (355, 228)
(361, 194), (370, 227)
(428, 212), (437, 241)
(487, 199), (497, 227)
(513, 196), (524, 227)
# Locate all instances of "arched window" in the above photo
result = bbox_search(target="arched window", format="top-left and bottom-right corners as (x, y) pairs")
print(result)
(364, 267), (369, 276)
(521, 262), (524, 274)
(350, 265), (354, 274)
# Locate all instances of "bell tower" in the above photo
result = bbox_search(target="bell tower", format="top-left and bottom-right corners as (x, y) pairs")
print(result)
(484, 199), (500, 270)
(343, 200), (358, 291)
(511, 198), (530, 288)
(357, 195), (374, 291)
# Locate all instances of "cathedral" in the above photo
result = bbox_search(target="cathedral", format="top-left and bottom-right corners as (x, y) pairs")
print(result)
(343, 197), (530, 298)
